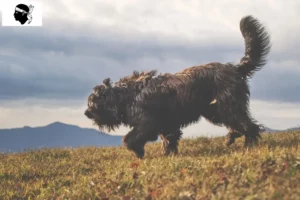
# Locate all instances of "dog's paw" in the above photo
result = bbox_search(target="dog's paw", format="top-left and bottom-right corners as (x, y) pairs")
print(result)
(134, 148), (145, 159)
(125, 142), (145, 159)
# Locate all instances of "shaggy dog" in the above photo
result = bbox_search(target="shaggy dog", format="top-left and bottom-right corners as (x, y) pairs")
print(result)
(84, 15), (271, 158)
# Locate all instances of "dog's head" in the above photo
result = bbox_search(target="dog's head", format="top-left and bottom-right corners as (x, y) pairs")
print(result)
(84, 78), (129, 132)
(84, 70), (158, 131)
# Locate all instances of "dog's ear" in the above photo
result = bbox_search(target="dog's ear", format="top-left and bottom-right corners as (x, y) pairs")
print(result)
(103, 78), (112, 88)
(133, 70), (140, 78)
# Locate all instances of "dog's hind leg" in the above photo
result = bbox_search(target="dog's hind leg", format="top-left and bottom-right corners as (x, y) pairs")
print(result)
(201, 104), (243, 146)
(222, 112), (263, 147)
(159, 129), (183, 156)
(226, 129), (243, 146)
(243, 119), (264, 147)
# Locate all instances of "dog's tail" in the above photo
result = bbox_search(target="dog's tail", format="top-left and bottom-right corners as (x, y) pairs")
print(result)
(237, 15), (271, 78)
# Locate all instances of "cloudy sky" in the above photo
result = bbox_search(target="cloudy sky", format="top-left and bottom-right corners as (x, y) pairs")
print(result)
(0, 0), (299, 137)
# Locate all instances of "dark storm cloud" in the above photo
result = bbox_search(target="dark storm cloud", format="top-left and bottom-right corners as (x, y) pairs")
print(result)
(0, 73), (92, 100)
(249, 66), (300, 103)
(0, 26), (242, 63)
(0, 23), (243, 101)
(0, 17), (299, 102)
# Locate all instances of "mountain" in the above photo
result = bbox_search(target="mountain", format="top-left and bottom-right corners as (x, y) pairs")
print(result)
(285, 127), (300, 132)
(264, 126), (300, 133)
(264, 127), (280, 133)
(0, 122), (123, 153)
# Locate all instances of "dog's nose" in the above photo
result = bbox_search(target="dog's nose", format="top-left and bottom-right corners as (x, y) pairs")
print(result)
(84, 110), (93, 119)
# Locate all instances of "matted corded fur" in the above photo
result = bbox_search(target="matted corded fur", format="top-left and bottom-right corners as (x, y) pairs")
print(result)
(84, 15), (271, 159)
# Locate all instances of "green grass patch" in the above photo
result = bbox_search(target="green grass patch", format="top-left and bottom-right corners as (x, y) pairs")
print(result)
(0, 131), (299, 199)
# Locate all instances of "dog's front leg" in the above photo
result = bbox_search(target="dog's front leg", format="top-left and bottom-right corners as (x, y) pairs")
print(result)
(123, 127), (146, 159)
(123, 121), (160, 159)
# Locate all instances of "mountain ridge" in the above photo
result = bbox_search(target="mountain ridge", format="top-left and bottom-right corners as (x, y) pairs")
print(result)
(0, 122), (123, 153)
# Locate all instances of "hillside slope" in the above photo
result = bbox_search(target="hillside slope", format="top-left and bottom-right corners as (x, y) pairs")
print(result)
(0, 131), (299, 199)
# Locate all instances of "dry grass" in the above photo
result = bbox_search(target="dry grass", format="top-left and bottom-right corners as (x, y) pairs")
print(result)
(0, 131), (299, 200)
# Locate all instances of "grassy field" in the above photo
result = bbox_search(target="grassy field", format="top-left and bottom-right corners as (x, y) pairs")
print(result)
(0, 131), (299, 200)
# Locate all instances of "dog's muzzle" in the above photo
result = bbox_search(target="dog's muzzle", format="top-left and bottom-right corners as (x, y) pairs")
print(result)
(84, 109), (94, 119)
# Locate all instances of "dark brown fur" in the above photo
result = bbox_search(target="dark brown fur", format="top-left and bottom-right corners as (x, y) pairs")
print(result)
(85, 16), (271, 158)
(115, 70), (183, 155)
